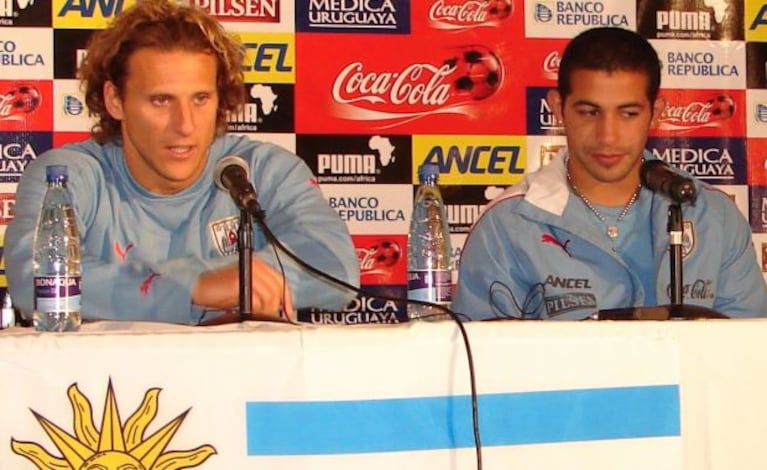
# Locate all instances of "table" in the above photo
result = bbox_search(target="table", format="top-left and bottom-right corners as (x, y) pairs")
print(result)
(1, 319), (765, 469)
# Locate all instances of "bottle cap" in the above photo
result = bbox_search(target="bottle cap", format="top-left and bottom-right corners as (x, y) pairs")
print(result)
(45, 165), (68, 183)
(418, 163), (440, 182)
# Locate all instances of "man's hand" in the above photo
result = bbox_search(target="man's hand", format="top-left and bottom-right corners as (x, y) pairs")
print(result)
(192, 257), (295, 320)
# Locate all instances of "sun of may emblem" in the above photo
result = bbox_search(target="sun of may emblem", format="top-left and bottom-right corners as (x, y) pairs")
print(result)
(11, 380), (216, 469)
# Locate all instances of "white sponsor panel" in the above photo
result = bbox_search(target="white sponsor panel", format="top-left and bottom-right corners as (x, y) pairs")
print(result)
(450, 232), (466, 285)
(747, 88), (767, 137)
(53, 79), (97, 132)
(713, 184), (749, 219)
(524, 0), (635, 38)
(322, 183), (412, 235)
(526, 135), (567, 173)
(752, 232), (767, 282)
(0, 28), (53, 79)
(652, 39), (746, 90)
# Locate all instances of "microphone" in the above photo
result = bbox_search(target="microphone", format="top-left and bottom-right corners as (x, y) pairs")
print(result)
(640, 159), (697, 204)
(213, 155), (261, 215)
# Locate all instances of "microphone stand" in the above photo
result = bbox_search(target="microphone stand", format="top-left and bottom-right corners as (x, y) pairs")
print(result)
(667, 203), (684, 305)
(596, 200), (727, 320)
(238, 207), (253, 321)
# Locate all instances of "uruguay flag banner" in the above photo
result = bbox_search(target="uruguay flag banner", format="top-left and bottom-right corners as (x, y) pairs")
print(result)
(0, 321), (680, 470)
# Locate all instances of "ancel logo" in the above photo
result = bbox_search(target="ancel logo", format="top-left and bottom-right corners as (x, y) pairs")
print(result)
(53, 0), (133, 29)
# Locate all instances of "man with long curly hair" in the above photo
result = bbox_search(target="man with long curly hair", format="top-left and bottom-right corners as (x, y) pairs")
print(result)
(5, 1), (358, 324)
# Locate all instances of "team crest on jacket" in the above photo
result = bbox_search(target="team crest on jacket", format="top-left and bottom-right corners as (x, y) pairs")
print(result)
(211, 216), (239, 256)
(682, 220), (696, 259)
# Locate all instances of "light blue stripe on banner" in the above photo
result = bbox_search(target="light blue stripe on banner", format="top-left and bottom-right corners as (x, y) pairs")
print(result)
(246, 385), (680, 455)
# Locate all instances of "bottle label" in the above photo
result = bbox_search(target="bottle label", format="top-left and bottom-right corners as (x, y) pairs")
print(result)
(34, 276), (82, 313)
(407, 269), (452, 304)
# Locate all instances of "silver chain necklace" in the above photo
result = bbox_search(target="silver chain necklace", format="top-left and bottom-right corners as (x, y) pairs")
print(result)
(566, 165), (642, 240)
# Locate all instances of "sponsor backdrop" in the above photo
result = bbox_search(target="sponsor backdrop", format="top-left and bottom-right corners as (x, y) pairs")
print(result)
(1, 0), (766, 324)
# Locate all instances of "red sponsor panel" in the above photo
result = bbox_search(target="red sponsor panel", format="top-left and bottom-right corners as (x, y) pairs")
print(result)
(411, 0), (523, 38)
(0, 81), (53, 132)
(295, 33), (525, 135)
(355, 234), (407, 285)
(0, 193), (15, 224)
(651, 89), (746, 138)
(54, 132), (91, 148)
(747, 138), (767, 186)
(517, 38), (568, 87)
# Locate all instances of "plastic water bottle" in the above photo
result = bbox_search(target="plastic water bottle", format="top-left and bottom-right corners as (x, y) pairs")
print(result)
(32, 165), (82, 332)
(0, 291), (14, 329)
(407, 163), (452, 321)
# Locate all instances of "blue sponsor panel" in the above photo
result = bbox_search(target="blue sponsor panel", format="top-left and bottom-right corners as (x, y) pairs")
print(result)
(246, 384), (680, 454)
(296, 0), (411, 34)
(525, 86), (560, 135)
(298, 284), (408, 324)
(750, 186), (767, 233)
(646, 136), (747, 185)
(0, 131), (51, 183)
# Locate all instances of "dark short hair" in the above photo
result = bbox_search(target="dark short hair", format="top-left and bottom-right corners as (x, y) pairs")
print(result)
(557, 27), (661, 103)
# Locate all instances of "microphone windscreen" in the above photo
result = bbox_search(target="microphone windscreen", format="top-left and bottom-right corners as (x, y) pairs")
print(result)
(213, 155), (250, 191)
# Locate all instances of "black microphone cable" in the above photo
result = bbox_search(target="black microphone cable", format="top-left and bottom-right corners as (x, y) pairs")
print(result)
(249, 206), (484, 470)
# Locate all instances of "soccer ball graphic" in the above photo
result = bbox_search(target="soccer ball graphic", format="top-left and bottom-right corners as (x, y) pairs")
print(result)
(487, 0), (512, 19)
(707, 94), (735, 120)
(370, 240), (401, 268)
(5, 85), (41, 114)
(445, 47), (503, 100)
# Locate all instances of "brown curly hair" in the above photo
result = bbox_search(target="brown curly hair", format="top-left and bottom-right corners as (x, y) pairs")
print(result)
(79, 0), (245, 143)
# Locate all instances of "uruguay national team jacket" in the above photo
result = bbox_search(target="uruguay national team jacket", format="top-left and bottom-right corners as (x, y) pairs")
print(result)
(453, 151), (767, 320)
(5, 135), (359, 324)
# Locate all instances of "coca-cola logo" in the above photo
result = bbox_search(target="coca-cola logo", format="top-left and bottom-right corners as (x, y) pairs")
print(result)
(0, 84), (41, 121)
(428, 0), (513, 28)
(429, 0), (489, 24)
(657, 94), (735, 131)
(357, 240), (402, 276)
(331, 48), (502, 124)
(660, 102), (714, 125)
(542, 51), (560, 80)
(666, 279), (715, 300)
(332, 62), (454, 107)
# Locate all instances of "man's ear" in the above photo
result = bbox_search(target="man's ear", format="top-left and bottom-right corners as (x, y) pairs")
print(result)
(651, 95), (667, 127)
(103, 81), (125, 120)
(546, 88), (563, 124)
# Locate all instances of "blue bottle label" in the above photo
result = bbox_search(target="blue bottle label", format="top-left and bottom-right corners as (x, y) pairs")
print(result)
(407, 269), (452, 303)
(34, 275), (82, 313)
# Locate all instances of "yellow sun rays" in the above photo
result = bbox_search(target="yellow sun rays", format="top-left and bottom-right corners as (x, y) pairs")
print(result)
(11, 380), (216, 470)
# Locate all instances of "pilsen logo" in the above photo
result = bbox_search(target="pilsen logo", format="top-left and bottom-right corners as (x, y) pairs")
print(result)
(656, 94), (736, 132)
(428, 0), (513, 29)
(11, 380), (216, 469)
(330, 47), (504, 126)
(191, 0), (280, 22)
(0, 84), (41, 122)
